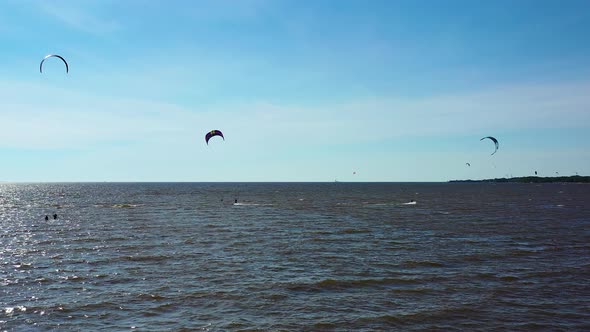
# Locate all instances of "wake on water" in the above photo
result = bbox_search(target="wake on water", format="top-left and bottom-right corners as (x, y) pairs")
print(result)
(233, 202), (274, 206)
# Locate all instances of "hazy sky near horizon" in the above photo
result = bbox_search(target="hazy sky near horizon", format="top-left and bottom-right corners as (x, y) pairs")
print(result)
(1, 0), (589, 182)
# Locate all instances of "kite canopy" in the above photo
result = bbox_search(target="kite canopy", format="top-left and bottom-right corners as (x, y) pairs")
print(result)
(40, 54), (69, 73)
(480, 136), (499, 155)
(205, 130), (224, 145)
(466, 163), (471, 167)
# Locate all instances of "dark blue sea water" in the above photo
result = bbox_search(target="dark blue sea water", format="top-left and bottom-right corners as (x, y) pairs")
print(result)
(1, 183), (589, 331)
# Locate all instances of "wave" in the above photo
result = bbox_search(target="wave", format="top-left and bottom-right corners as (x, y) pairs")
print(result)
(93, 203), (143, 208)
(473, 272), (520, 282)
(338, 228), (372, 234)
(233, 202), (273, 206)
(389, 287), (437, 294)
(12, 262), (33, 269)
(123, 255), (172, 263)
(400, 260), (444, 268)
(362, 202), (398, 206)
(354, 305), (485, 327)
(59, 275), (87, 282)
(137, 293), (167, 301)
(112, 203), (143, 209)
(3, 306), (26, 315)
(285, 277), (423, 292)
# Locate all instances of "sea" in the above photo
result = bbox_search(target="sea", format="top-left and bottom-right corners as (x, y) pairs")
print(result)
(1, 182), (588, 331)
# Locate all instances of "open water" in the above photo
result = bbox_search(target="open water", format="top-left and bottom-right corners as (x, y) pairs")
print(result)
(1, 182), (589, 331)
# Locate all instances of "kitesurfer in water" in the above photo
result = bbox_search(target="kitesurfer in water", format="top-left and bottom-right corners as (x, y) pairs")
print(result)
(234, 199), (238, 204)
(45, 215), (49, 221)
(53, 213), (58, 219)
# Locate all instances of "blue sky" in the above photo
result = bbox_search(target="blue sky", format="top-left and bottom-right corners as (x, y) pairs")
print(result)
(1, 0), (589, 182)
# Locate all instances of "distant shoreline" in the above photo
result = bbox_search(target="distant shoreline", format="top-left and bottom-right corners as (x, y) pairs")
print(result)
(449, 175), (590, 183)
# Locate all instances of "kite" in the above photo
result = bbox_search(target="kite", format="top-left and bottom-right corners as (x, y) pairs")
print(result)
(40, 54), (69, 73)
(480, 136), (499, 155)
(205, 130), (224, 145)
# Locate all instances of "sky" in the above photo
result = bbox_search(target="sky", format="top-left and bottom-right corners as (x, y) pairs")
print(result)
(0, 0), (589, 182)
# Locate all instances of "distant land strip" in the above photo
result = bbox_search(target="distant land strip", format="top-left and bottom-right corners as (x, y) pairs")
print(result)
(450, 176), (590, 183)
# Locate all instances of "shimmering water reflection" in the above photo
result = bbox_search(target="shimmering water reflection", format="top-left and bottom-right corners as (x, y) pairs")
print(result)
(1, 183), (588, 331)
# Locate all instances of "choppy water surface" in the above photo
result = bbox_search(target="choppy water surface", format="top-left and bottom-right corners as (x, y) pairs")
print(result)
(1, 183), (589, 331)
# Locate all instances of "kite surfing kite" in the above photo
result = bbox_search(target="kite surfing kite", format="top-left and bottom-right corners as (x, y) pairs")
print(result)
(480, 136), (499, 155)
(205, 130), (224, 145)
(40, 54), (69, 73)
(466, 163), (471, 167)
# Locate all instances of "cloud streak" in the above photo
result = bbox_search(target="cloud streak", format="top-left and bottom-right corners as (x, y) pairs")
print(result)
(35, 0), (121, 35)
(1, 78), (589, 151)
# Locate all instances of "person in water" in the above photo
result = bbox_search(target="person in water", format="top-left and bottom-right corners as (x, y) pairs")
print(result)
(53, 213), (58, 219)
(235, 199), (238, 204)
(45, 215), (49, 221)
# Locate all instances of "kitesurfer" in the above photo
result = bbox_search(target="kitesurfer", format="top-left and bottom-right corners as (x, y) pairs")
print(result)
(53, 213), (58, 219)
(45, 215), (49, 221)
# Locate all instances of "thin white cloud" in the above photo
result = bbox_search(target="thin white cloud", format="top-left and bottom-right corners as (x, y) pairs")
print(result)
(0, 81), (192, 149)
(35, 0), (121, 35)
(183, 0), (275, 21)
(212, 80), (590, 147)
(0, 79), (588, 151)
